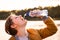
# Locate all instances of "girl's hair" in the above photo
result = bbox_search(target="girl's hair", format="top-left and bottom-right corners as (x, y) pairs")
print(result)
(5, 15), (17, 36)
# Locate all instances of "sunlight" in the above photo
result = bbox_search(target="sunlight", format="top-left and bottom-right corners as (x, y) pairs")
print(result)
(0, 0), (59, 10)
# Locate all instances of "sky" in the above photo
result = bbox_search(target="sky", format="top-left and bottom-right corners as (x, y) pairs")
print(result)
(0, 0), (60, 10)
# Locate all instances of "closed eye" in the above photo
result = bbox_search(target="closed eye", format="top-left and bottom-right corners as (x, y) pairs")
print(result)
(15, 17), (18, 19)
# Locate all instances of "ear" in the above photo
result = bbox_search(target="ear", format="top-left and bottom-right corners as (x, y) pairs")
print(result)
(11, 24), (16, 28)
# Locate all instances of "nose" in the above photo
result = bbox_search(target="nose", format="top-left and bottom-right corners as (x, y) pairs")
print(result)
(19, 15), (22, 17)
(19, 15), (24, 19)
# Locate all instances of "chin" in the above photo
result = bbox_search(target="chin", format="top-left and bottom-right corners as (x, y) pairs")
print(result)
(24, 22), (27, 26)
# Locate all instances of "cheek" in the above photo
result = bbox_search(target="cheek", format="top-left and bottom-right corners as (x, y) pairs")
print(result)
(13, 19), (27, 26)
(15, 20), (24, 26)
(13, 20), (18, 24)
(19, 20), (27, 26)
(19, 21), (25, 24)
(12, 19), (19, 25)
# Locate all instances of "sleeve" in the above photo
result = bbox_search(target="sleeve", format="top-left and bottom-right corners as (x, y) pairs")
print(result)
(38, 16), (57, 39)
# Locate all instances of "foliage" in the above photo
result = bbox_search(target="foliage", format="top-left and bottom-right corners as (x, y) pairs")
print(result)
(0, 11), (10, 20)
(0, 5), (60, 20)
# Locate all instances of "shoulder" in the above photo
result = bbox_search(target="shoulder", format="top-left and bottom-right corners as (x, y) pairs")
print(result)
(9, 36), (15, 40)
(27, 29), (39, 34)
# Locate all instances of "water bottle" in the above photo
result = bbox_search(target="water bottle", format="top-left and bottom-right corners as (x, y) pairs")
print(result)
(38, 10), (48, 16)
(24, 10), (48, 18)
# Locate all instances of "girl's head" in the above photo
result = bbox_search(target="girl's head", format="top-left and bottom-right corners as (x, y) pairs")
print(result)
(5, 14), (27, 36)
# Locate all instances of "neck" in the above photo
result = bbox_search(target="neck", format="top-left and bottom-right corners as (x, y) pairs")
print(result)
(16, 26), (28, 37)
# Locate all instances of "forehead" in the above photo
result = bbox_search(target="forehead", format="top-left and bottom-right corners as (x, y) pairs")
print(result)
(10, 15), (17, 19)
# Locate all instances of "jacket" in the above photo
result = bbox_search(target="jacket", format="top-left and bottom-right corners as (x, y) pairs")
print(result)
(9, 16), (57, 40)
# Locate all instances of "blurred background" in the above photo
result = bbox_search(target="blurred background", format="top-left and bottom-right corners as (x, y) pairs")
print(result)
(0, 0), (60, 40)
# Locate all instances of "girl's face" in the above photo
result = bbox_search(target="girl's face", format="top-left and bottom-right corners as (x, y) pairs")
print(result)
(11, 15), (27, 27)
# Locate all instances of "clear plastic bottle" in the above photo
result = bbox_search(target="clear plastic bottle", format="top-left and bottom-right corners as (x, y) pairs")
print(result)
(24, 9), (48, 17)
(39, 10), (48, 16)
